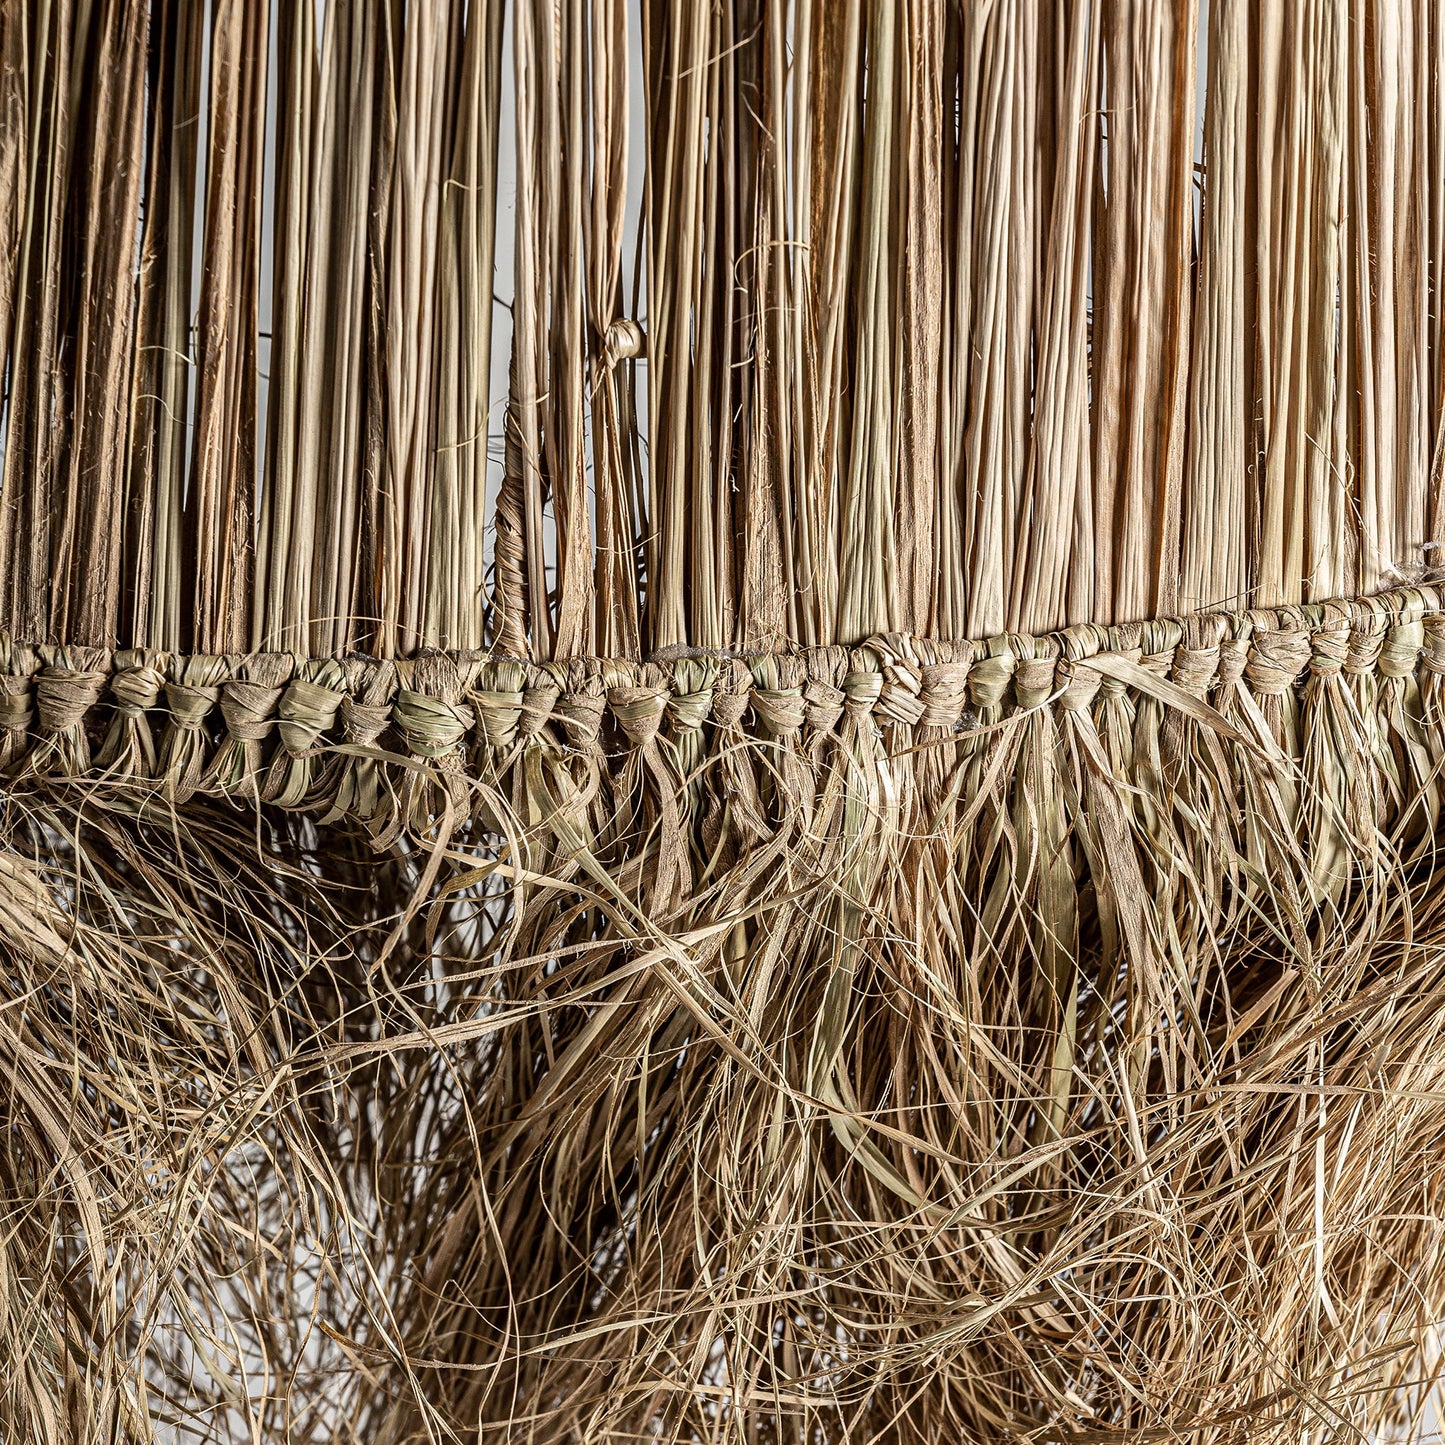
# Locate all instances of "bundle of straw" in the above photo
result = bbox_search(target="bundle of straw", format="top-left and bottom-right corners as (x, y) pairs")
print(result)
(3, 0), (1445, 1440)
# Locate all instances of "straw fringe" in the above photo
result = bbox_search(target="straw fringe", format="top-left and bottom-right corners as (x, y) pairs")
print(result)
(5, 586), (1445, 1438)
(2, 588), (1440, 830)
(5, 0), (1445, 1438)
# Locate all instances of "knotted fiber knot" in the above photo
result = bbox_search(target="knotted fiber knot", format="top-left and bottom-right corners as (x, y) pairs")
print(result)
(220, 680), (286, 742)
(752, 687), (807, 738)
(1170, 645), (1220, 695)
(1379, 622), (1423, 679)
(1422, 617), (1445, 676)
(1345, 623), (1386, 674)
(665, 660), (716, 740)
(602, 317), (645, 366)
(803, 679), (845, 733)
(518, 677), (563, 741)
(709, 659), (752, 730)
(469, 687), (522, 750)
(667, 684), (713, 734)
(394, 688), (475, 758)
(0, 676), (33, 732)
(340, 696), (393, 746)
(464, 658), (525, 750)
(556, 687), (606, 748)
(1091, 646), (1140, 702)
(165, 680), (221, 730)
(842, 670), (883, 719)
(470, 688), (524, 751)
(1138, 650), (1174, 683)
(276, 678), (344, 754)
(1096, 625), (1142, 698)
(608, 686), (668, 746)
(877, 671), (926, 728)
(1138, 614), (1183, 674)
(1012, 656), (1056, 711)
(321, 668), (398, 826)
(711, 692), (749, 727)
(1216, 637), (1249, 687)
(1055, 659), (1101, 712)
(1244, 630), (1311, 695)
(967, 652), (1015, 710)
(809, 643), (849, 681)
(917, 662), (970, 728)
(1134, 627), (1181, 708)
(1307, 624), (1350, 678)
(341, 656), (397, 723)
(111, 663), (166, 718)
(35, 669), (107, 733)
(94, 652), (169, 777)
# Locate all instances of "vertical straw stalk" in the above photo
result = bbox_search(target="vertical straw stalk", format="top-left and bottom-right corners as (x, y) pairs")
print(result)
(3, 2), (1445, 1441)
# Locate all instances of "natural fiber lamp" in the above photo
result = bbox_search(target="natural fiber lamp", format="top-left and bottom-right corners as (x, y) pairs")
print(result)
(1, 0), (1444, 1440)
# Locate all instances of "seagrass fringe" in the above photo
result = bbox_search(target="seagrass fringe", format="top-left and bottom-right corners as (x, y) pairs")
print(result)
(4, 588), (1445, 851)
(4, 586), (1445, 1439)
(7, 0), (1445, 1438)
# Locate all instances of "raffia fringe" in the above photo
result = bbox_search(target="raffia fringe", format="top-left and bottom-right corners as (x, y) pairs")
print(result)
(7, 587), (1445, 1437)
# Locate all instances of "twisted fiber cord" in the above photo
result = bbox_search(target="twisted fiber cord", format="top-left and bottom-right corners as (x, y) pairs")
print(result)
(0, 586), (1438, 803)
